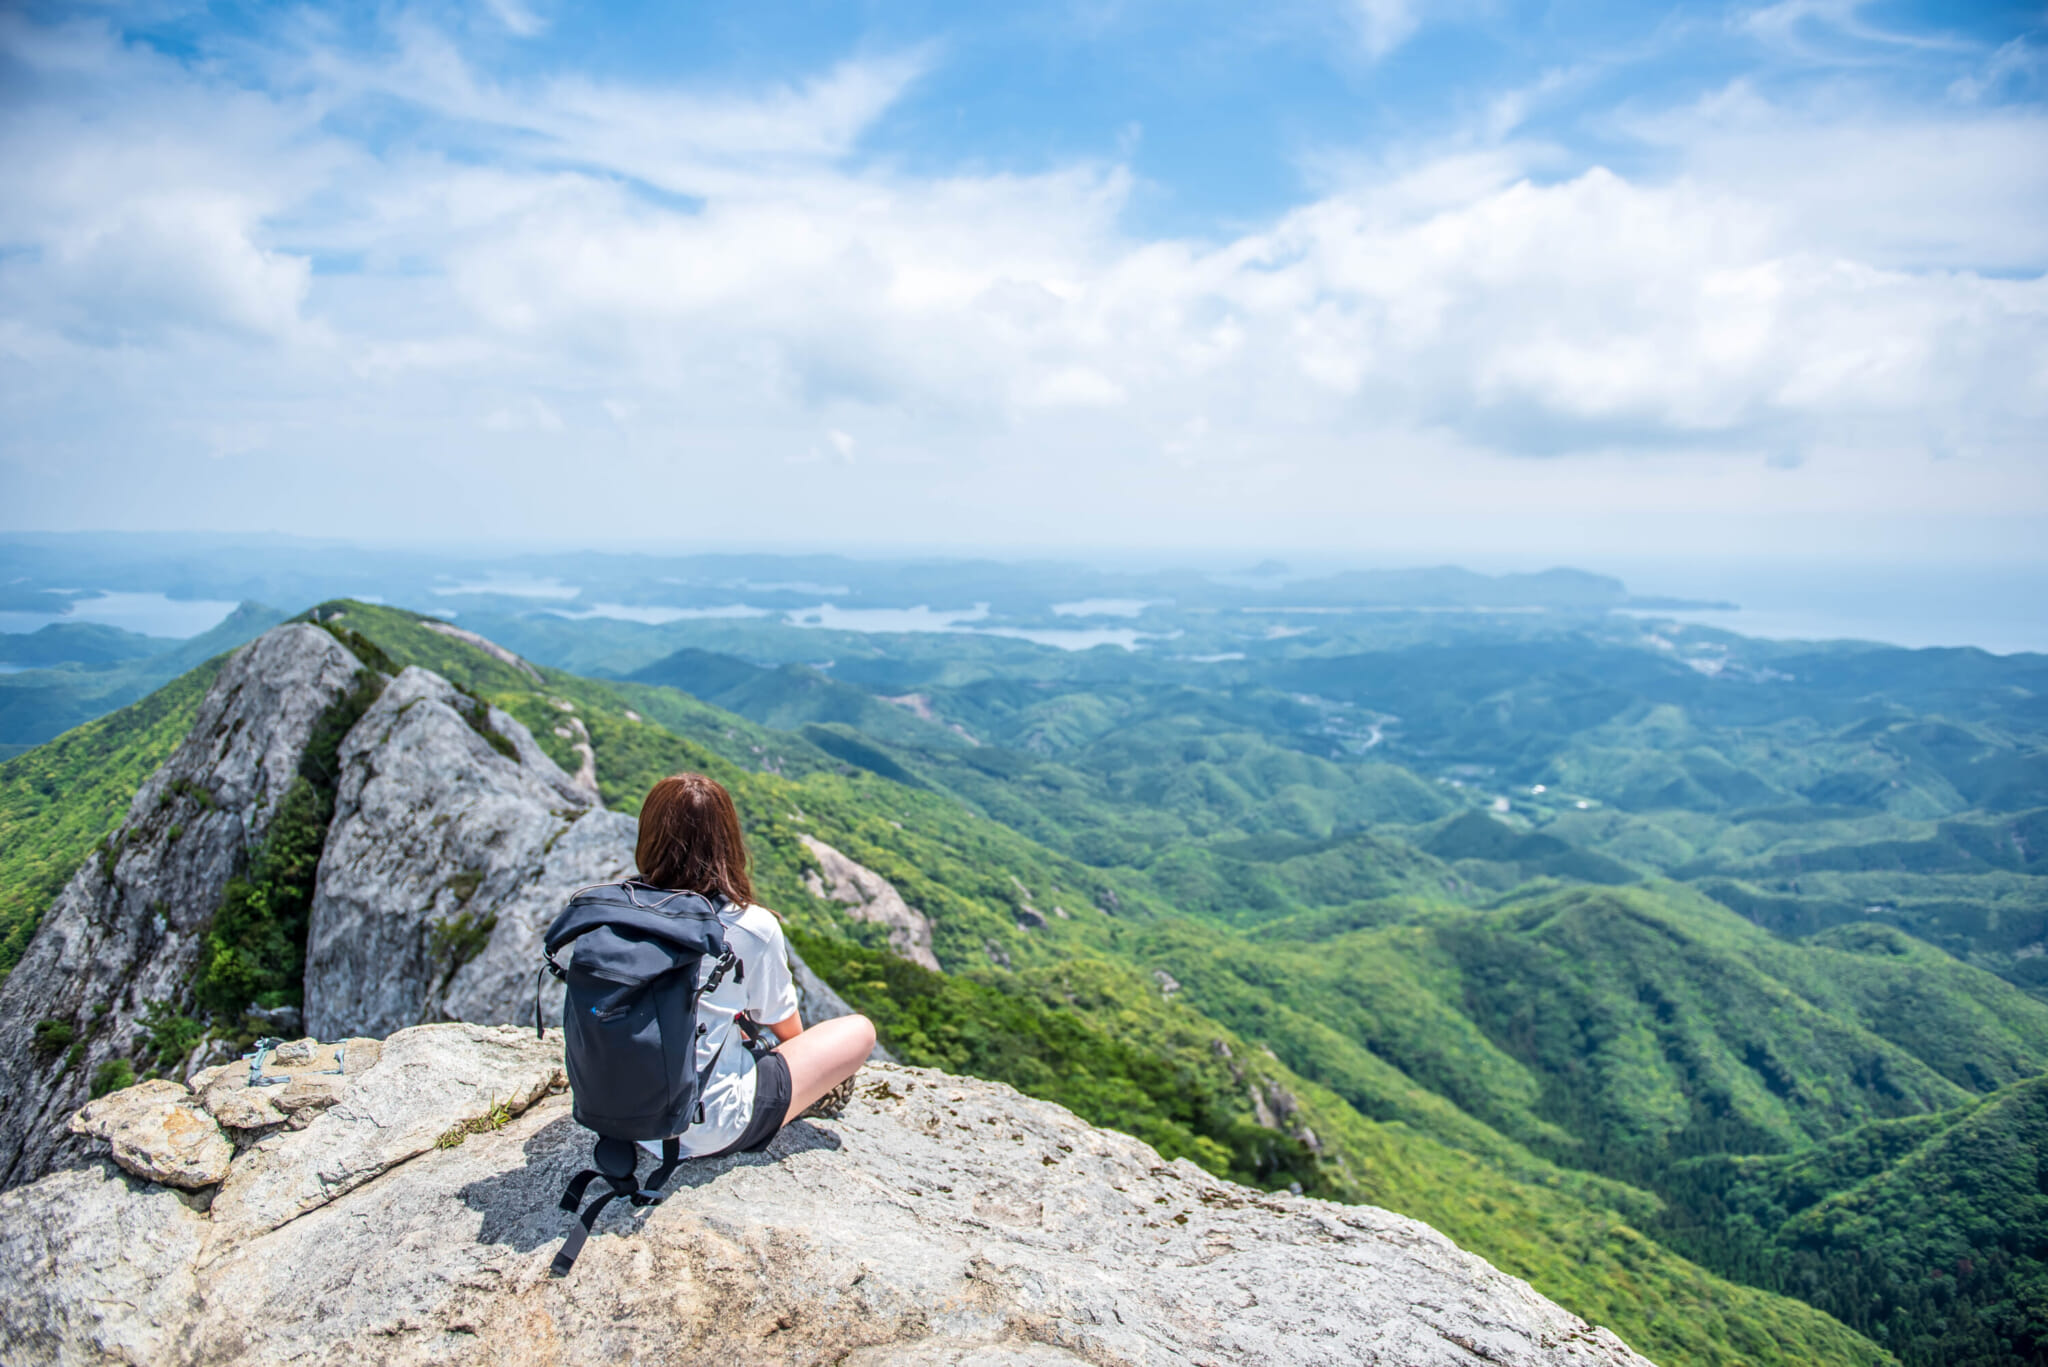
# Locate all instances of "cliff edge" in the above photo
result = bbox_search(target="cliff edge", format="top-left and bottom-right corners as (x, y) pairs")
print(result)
(1, 1023), (1649, 1367)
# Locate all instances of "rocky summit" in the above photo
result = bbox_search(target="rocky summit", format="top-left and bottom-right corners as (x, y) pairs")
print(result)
(2, 1023), (1648, 1367)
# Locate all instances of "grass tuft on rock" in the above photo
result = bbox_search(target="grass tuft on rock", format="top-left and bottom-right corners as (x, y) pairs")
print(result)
(435, 1098), (514, 1149)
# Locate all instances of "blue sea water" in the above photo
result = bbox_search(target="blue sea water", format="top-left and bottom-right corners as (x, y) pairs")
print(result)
(0, 592), (238, 640)
(1600, 559), (2048, 656)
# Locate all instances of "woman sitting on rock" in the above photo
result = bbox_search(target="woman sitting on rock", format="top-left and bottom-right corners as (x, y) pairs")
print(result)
(633, 772), (876, 1159)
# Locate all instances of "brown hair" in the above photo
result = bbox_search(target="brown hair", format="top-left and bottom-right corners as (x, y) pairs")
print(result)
(635, 773), (754, 906)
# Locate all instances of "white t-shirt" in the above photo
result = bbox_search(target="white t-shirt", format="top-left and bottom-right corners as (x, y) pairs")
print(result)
(641, 902), (799, 1159)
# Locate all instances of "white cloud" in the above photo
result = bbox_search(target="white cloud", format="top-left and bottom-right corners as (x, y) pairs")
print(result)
(0, 20), (328, 343)
(1349, 0), (1421, 60)
(13, 193), (312, 341)
(1736, 0), (1976, 62)
(482, 397), (564, 431)
(1022, 367), (1127, 408)
(1950, 38), (2044, 104)
(481, 0), (547, 38)
(1619, 81), (2048, 270)
(0, 10), (2041, 555)
(307, 28), (931, 197)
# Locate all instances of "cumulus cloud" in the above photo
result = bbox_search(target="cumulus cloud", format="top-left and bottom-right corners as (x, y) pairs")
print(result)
(0, 7), (2041, 552)
(1619, 81), (2048, 271)
(0, 19), (328, 344)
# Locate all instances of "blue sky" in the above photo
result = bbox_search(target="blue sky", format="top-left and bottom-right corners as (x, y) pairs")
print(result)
(0, 0), (2043, 559)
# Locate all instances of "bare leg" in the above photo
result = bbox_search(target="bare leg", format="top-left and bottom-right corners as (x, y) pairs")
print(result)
(777, 1014), (876, 1125)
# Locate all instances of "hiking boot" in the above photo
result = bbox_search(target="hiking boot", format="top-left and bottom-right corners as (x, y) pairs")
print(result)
(800, 1074), (857, 1120)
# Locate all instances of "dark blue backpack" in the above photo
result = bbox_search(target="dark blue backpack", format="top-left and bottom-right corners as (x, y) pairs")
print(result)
(534, 880), (741, 1274)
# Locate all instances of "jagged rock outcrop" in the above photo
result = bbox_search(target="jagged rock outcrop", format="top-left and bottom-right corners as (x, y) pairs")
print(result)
(301, 664), (887, 1059)
(2, 1025), (1650, 1367)
(0, 625), (366, 1189)
(204, 1023), (563, 1252)
(303, 666), (634, 1038)
(0, 1163), (206, 1366)
(800, 834), (941, 971)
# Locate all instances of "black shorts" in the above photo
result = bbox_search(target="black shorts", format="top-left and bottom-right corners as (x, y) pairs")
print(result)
(705, 1049), (791, 1159)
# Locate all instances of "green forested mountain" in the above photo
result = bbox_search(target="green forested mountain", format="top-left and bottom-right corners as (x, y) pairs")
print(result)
(0, 602), (286, 759)
(5, 592), (2045, 1367)
(0, 661), (225, 974)
(0, 622), (172, 668)
(590, 629), (2046, 1002)
(1664, 1076), (2048, 1366)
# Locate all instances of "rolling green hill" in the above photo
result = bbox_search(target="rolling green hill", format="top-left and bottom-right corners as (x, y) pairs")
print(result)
(0, 622), (172, 669)
(597, 630), (2047, 1023)
(1663, 1076), (2048, 1367)
(316, 603), (2048, 1366)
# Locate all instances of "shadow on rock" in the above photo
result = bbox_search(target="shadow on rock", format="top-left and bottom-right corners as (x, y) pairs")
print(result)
(457, 1114), (843, 1252)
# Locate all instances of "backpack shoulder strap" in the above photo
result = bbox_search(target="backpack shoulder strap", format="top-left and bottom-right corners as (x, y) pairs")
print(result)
(550, 1135), (683, 1276)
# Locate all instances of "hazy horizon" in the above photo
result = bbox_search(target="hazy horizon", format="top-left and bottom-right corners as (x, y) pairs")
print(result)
(5, 530), (2045, 654)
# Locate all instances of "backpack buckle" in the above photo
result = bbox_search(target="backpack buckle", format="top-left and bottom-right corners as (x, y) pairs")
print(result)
(702, 949), (741, 991)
